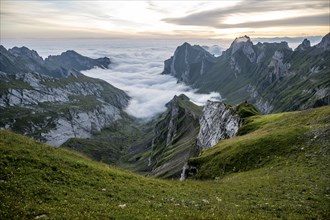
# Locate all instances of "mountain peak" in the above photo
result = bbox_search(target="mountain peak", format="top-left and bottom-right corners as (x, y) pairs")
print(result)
(229, 35), (254, 56)
(61, 50), (80, 57)
(175, 94), (190, 101)
(295, 39), (311, 51)
(316, 32), (330, 50)
(233, 35), (251, 44)
(182, 42), (191, 47)
(166, 94), (190, 107)
(0, 45), (7, 51)
(8, 46), (44, 63)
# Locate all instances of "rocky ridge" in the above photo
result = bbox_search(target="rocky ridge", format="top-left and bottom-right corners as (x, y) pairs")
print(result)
(127, 94), (202, 178)
(162, 33), (330, 113)
(147, 94), (201, 178)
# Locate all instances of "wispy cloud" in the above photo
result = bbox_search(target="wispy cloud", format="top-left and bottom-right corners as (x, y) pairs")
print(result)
(163, 0), (329, 35)
(1, 0), (329, 39)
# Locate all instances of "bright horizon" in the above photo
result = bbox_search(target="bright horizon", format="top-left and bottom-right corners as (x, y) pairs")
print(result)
(1, 0), (329, 40)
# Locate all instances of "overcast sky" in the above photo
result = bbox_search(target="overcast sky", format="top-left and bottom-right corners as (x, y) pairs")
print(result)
(1, 0), (329, 39)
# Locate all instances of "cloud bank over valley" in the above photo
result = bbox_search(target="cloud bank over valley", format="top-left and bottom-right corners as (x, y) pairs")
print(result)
(80, 40), (221, 119)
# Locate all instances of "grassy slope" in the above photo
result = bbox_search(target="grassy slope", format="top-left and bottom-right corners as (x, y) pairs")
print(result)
(1, 107), (329, 219)
(189, 106), (330, 217)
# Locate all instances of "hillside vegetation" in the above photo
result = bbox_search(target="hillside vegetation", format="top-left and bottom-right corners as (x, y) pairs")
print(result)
(1, 106), (330, 219)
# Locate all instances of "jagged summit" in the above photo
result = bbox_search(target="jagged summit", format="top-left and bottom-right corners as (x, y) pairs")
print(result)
(172, 94), (190, 101)
(316, 32), (330, 50)
(230, 35), (252, 49)
(295, 39), (311, 51)
(165, 94), (190, 111)
(232, 35), (251, 44)
(228, 35), (255, 59)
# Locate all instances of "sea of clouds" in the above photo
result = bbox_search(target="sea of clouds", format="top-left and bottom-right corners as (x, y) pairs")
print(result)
(2, 38), (223, 119)
(79, 39), (223, 119)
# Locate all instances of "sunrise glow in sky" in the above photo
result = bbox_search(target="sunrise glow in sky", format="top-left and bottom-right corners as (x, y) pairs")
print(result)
(1, 0), (329, 39)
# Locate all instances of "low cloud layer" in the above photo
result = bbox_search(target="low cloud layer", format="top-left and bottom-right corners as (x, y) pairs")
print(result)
(80, 40), (221, 119)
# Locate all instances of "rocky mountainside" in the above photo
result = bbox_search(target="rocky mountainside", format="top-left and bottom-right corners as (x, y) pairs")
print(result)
(0, 46), (129, 146)
(125, 94), (202, 178)
(60, 92), (259, 178)
(162, 33), (330, 113)
(123, 96), (259, 179)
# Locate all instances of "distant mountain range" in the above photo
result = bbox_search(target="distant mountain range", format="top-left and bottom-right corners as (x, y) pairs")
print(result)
(162, 32), (330, 113)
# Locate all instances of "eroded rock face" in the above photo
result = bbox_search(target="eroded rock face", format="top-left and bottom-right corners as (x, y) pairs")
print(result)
(0, 71), (129, 146)
(247, 84), (273, 114)
(42, 104), (121, 146)
(197, 101), (241, 148)
(268, 51), (290, 83)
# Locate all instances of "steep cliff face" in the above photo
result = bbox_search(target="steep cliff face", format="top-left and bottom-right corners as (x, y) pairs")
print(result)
(161, 42), (217, 85)
(180, 101), (259, 180)
(0, 46), (129, 146)
(162, 33), (330, 113)
(197, 101), (241, 149)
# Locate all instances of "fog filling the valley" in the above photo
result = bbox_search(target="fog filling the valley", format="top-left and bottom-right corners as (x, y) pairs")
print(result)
(80, 40), (222, 119)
